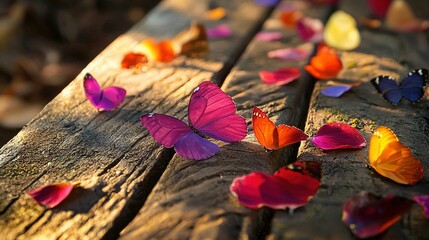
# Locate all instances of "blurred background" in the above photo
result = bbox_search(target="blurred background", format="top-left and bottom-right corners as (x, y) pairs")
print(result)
(0, 0), (160, 146)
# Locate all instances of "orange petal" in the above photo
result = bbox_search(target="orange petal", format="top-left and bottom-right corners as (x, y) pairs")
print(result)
(280, 11), (302, 28)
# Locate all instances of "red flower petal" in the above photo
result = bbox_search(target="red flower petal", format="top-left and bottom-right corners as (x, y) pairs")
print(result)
(121, 52), (148, 69)
(413, 195), (429, 218)
(259, 67), (301, 85)
(305, 43), (342, 80)
(230, 161), (320, 210)
(206, 24), (232, 39)
(367, 0), (392, 18)
(342, 192), (413, 238)
(28, 183), (75, 208)
(311, 122), (366, 150)
(296, 16), (324, 43)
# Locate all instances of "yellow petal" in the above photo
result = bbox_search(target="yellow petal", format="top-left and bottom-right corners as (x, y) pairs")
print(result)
(324, 11), (360, 50)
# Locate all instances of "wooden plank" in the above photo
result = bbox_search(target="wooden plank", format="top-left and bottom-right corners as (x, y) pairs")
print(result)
(120, 2), (329, 239)
(0, 0), (271, 239)
(271, 1), (429, 239)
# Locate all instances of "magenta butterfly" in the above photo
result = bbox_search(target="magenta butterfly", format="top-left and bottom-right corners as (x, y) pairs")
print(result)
(141, 81), (247, 160)
(84, 73), (126, 111)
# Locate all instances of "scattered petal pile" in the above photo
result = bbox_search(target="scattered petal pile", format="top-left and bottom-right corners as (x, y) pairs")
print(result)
(311, 122), (366, 150)
(342, 192), (413, 238)
(230, 160), (320, 210)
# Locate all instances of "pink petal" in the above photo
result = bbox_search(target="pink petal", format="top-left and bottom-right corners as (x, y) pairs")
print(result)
(311, 122), (366, 150)
(413, 195), (429, 218)
(342, 192), (413, 238)
(28, 183), (75, 208)
(259, 67), (301, 85)
(267, 47), (311, 61)
(206, 24), (232, 39)
(320, 85), (352, 97)
(296, 16), (324, 43)
(230, 161), (320, 210)
(255, 31), (283, 41)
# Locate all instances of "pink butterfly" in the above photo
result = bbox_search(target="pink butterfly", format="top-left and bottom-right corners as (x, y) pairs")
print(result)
(141, 81), (247, 160)
(84, 73), (126, 111)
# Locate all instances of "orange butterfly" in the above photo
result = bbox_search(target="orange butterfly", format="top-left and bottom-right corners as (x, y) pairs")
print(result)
(305, 43), (342, 80)
(252, 107), (308, 150)
(369, 126), (424, 185)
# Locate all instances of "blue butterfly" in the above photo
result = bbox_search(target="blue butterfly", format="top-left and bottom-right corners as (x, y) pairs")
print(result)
(370, 69), (428, 104)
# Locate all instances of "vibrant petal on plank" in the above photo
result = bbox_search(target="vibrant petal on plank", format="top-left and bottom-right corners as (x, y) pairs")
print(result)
(311, 122), (366, 150)
(366, 0), (392, 18)
(28, 183), (76, 208)
(324, 10), (360, 50)
(259, 67), (301, 86)
(386, 0), (429, 32)
(206, 24), (232, 39)
(296, 16), (324, 43)
(121, 52), (148, 69)
(172, 23), (209, 58)
(369, 126), (424, 185)
(255, 31), (283, 41)
(342, 192), (413, 238)
(280, 10), (303, 28)
(267, 45), (311, 61)
(205, 7), (226, 21)
(230, 160), (320, 210)
(305, 43), (342, 79)
(413, 195), (429, 218)
(321, 85), (352, 97)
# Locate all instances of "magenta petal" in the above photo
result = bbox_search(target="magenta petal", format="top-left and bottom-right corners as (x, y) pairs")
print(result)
(206, 24), (232, 39)
(311, 122), (366, 150)
(230, 161), (320, 210)
(259, 67), (301, 85)
(267, 47), (310, 61)
(413, 195), (429, 218)
(296, 17), (324, 43)
(342, 192), (413, 238)
(255, 31), (283, 41)
(321, 85), (352, 97)
(28, 183), (75, 208)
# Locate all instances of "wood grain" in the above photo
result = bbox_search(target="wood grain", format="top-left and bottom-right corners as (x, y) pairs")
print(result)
(0, 0), (270, 239)
(120, 3), (329, 239)
(270, 1), (429, 239)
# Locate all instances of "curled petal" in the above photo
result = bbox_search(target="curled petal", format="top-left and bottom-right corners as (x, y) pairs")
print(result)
(321, 85), (352, 97)
(255, 31), (283, 41)
(386, 0), (429, 32)
(230, 161), (320, 210)
(259, 67), (301, 85)
(28, 183), (76, 208)
(342, 192), (413, 238)
(121, 52), (148, 69)
(311, 122), (366, 150)
(305, 43), (342, 80)
(296, 17), (324, 43)
(267, 46), (311, 61)
(324, 11), (360, 50)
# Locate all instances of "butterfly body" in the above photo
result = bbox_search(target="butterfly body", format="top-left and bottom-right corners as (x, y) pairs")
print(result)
(369, 126), (424, 185)
(141, 81), (247, 160)
(370, 69), (427, 104)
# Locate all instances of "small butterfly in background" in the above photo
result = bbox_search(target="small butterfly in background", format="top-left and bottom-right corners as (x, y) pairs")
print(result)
(369, 126), (424, 185)
(84, 73), (126, 111)
(252, 107), (308, 150)
(370, 68), (428, 104)
(141, 81), (247, 160)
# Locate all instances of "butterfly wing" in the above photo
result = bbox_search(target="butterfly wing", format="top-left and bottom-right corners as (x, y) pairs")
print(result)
(252, 107), (308, 150)
(140, 113), (218, 160)
(400, 69), (427, 103)
(188, 81), (247, 142)
(98, 86), (126, 111)
(84, 73), (102, 107)
(369, 126), (424, 185)
(371, 76), (402, 104)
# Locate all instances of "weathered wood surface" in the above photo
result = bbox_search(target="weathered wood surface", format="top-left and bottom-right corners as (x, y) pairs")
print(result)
(119, 3), (328, 240)
(271, 1), (429, 239)
(0, 0), (273, 239)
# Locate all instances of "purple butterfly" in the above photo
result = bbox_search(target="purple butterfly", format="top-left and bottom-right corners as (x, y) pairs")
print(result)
(141, 81), (247, 160)
(84, 73), (126, 111)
